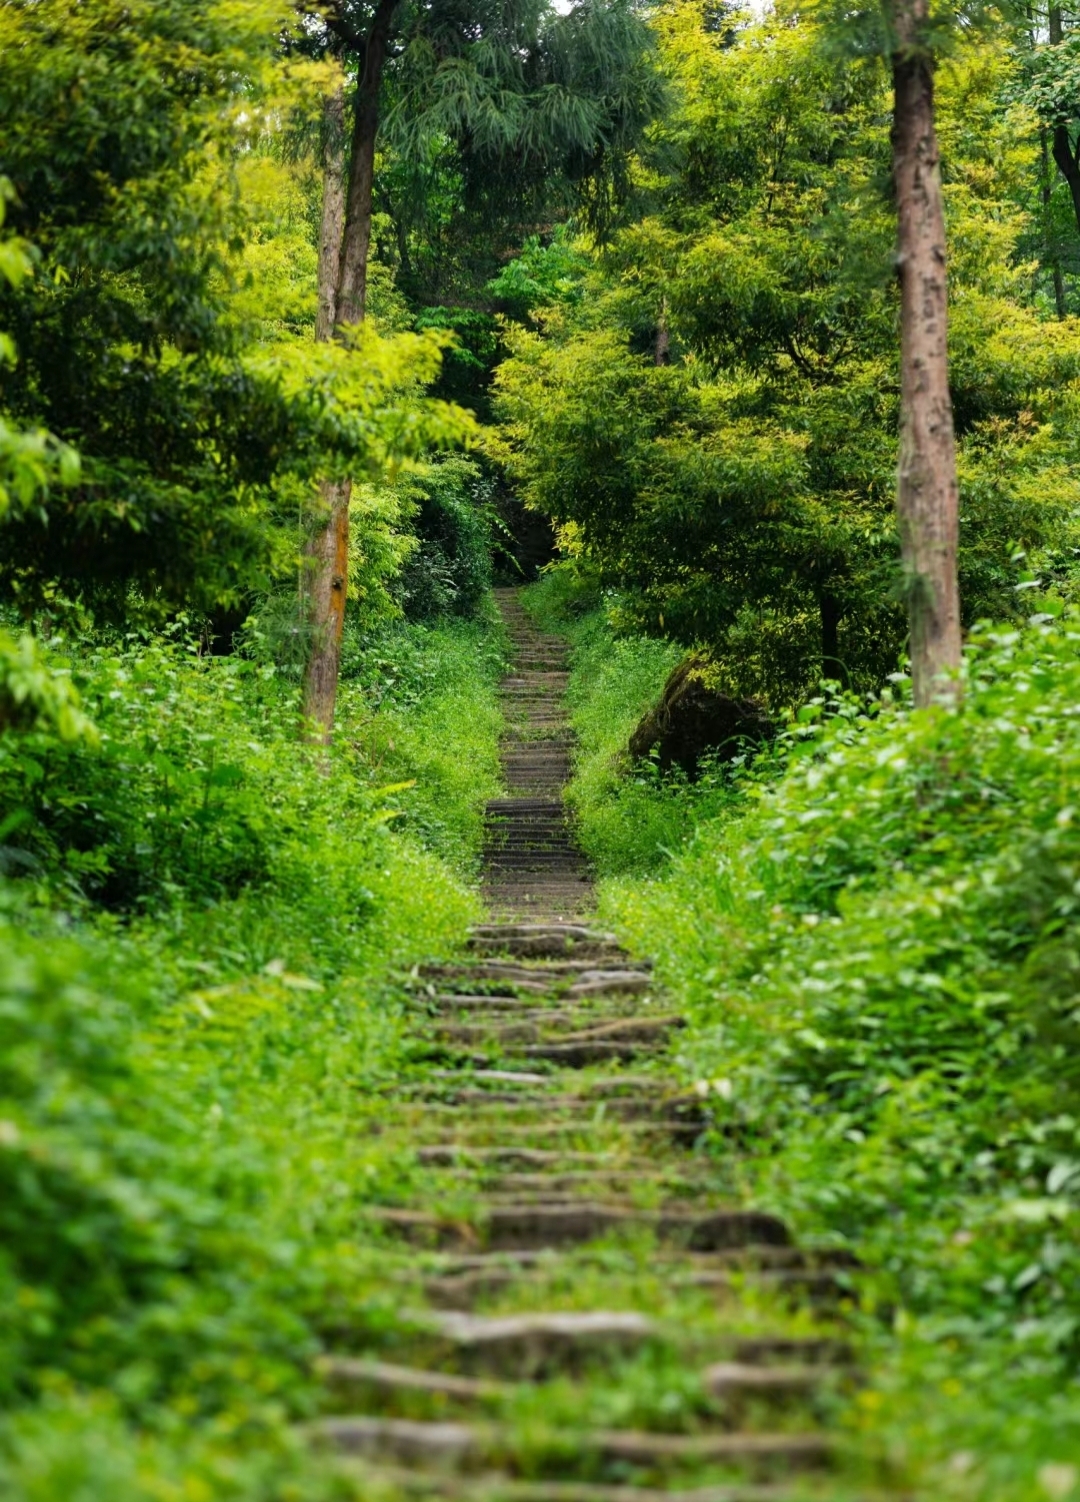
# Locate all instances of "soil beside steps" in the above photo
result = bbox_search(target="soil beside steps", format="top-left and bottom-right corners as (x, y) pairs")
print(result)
(307, 588), (892, 1502)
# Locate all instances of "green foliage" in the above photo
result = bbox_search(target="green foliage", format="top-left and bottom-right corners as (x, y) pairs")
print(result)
(0, 178), (80, 520)
(0, 599), (502, 1500)
(487, 230), (589, 323)
(337, 610), (507, 872)
(376, 0), (663, 240)
(524, 568), (744, 875)
(495, 5), (1080, 704)
(363, 0), (662, 419)
(0, 608), (501, 909)
(0, 630), (96, 746)
(394, 456), (498, 622)
(595, 608), (1080, 1497)
(0, 0), (474, 620)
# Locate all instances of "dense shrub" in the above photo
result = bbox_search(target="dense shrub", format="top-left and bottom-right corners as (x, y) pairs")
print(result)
(395, 457), (497, 622)
(0, 613), (503, 910)
(587, 609), (1080, 1498)
(0, 607), (501, 1500)
(523, 568), (753, 875)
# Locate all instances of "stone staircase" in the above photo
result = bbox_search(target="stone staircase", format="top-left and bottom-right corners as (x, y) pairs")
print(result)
(482, 588), (592, 920)
(305, 589), (888, 1501)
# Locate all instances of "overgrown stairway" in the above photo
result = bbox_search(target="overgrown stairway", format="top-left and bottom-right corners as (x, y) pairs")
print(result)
(307, 589), (879, 1501)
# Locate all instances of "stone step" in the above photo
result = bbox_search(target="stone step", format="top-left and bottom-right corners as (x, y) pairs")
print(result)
(311, 1415), (831, 1476)
(424, 1117), (706, 1146)
(422, 1259), (855, 1311)
(425, 1002), (638, 1027)
(333, 1467), (857, 1502)
(512, 1038), (672, 1067)
(411, 1075), (685, 1105)
(403, 1309), (657, 1376)
(420, 995), (592, 1012)
(433, 1014), (683, 1049)
(425, 1069), (554, 1087)
(470, 924), (613, 943)
(361, 1203), (789, 1253)
(416, 1147), (631, 1169)
(421, 1245), (851, 1280)
(501, 747), (573, 760)
(483, 838), (576, 848)
(431, 1014), (621, 1044)
(703, 1363), (833, 1404)
(405, 1091), (703, 1122)
(318, 1356), (504, 1404)
(482, 1171), (707, 1195)
(484, 859), (589, 873)
(419, 965), (650, 994)
(422, 960), (644, 981)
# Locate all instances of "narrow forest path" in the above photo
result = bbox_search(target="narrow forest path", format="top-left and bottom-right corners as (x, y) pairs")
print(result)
(310, 589), (876, 1501)
(482, 587), (593, 921)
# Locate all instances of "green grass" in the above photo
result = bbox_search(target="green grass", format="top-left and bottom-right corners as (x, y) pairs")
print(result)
(0, 610), (506, 1502)
(339, 607), (507, 875)
(522, 566), (1080, 1496)
(592, 617), (1080, 1500)
(522, 567), (745, 876)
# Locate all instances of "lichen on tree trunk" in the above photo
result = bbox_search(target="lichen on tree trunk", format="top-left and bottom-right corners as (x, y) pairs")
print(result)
(891, 0), (962, 706)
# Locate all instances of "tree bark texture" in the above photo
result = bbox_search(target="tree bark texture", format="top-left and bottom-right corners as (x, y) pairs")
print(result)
(654, 298), (671, 366)
(891, 0), (962, 705)
(820, 590), (843, 684)
(302, 89), (351, 741)
(1048, 8), (1080, 241)
(301, 5), (402, 741)
(1051, 123), (1080, 237)
(1040, 125), (1068, 318)
(336, 0), (400, 326)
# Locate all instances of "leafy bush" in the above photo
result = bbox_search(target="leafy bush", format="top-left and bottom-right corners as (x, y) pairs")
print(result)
(395, 456), (498, 622)
(595, 609), (1080, 1497)
(523, 568), (752, 875)
(0, 604), (501, 1500)
(0, 612), (503, 909)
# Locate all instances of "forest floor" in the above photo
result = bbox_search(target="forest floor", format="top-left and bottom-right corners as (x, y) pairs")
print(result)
(305, 589), (888, 1501)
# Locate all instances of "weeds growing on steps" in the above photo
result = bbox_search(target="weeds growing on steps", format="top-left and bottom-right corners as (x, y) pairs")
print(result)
(0, 614), (504, 1501)
(525, 572), (1080, 1499)
(523, 566), (750, 876)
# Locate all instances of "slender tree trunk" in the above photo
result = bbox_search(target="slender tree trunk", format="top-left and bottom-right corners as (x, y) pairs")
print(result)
(1041, 125), (1068, 318)
(337, 0), (400, 325)
(655, 297), (671, 366)
(301, 0), (399, 740)
(1047, 6), (1080, 242)
(316, 90), (346, 345)
(302, 90), (350, 741)
(820, 590), (844, 684)
(891, 0), (962, 706)
(1051, 123), (1080, 236)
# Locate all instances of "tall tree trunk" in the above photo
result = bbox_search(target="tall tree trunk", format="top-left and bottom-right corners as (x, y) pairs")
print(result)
(337, 0), (400, 326)
(302, 0), (399, 740)
(1051, 124), (1080, 235)
(302, 90), (350, 741)
(820, 589), (844, 684)
(1041, 125), (1068, 318)
(654, 297), (671, 366)
(891, 0), (962, 706)
(1047, 6), (1080, 242)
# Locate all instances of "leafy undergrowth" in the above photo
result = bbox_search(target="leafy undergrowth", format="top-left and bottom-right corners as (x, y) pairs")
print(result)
(0, 615), (503, 1500)
(522, 567), (747, 875)
(571, 613), (1080, 1500)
